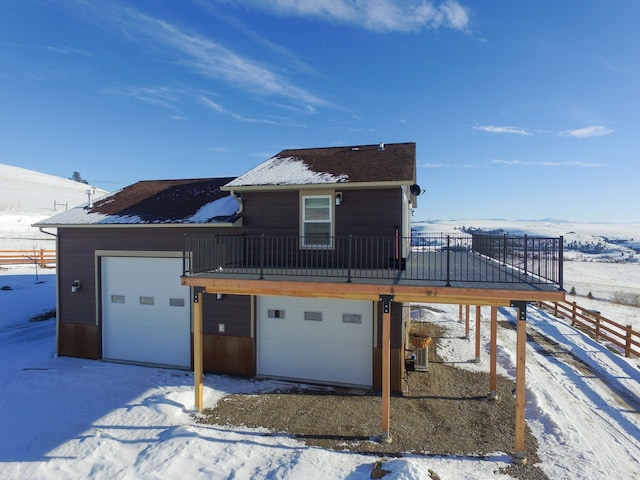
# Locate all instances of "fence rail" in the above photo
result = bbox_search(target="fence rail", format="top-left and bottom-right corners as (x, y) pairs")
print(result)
(0, 249), (56, 267)
(184, 233), (563, 288)
(537, 300), (640, 358)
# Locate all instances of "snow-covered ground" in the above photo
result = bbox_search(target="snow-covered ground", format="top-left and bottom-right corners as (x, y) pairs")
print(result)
(2, 264), (639, 479)
(1, 165), (639, 479)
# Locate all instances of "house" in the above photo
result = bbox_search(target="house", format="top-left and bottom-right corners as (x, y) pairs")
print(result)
(36, 142), (565, 460)
(35, 143), (417, 387)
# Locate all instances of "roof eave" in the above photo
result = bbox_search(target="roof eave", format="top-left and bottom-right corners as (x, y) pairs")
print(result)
(32, 218), (243, 229)
(222, 180), (414, 192)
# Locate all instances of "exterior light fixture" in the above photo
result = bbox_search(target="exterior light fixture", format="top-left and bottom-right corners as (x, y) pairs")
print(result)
(335, 192), (343, 206)
(71, 280), (81, 293)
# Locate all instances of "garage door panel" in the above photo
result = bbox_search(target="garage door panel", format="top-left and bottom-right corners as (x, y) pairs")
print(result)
(257, 296), (372, 387)
(102, 257), (190, 368)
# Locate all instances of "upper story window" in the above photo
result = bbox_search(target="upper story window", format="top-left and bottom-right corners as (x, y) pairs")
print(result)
(301, 195), (333, 248)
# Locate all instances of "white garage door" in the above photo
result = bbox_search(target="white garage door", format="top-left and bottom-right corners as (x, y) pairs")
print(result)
(257, 296), (373, 387)
(102, 256), (191, 368)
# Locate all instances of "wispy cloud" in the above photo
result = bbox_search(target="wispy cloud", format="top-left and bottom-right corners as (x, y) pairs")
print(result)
(102, 86), (186, 109)
(199, 96), (303, 126)
(221, 0), (471, 33)
(46, 46), (93, 57)
(473, 125), (532, 136)
(560, 125), (615, 138)
(475, 124), (615, 139)
(207, 146), (230, 153)
(491, 159), (605, 168)
(79, 1), (330, 112)
(421, 158), (606, 168)
(420, 162), (477, 168)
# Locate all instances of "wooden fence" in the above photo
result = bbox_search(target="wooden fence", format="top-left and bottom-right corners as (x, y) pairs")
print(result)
(537, 300), (640, 359)
(0, 249), (56, 267)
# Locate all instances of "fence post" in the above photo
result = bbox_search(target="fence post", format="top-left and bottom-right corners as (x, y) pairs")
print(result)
(445, 235), (451, 287)
(39, 249), (45, 267)
(553, 302), (558, 317)
(260, 234), (265, 280)
(594, 312), (601, 342)
(523, 234), (528, 277)
(347, 234), (352, 283)
(625, 325), (633, 358)
(502, 234), (507, 265)
(183, 234), (187, 275)
(558, 236), (564, 291)
(571, 302), (577, 326)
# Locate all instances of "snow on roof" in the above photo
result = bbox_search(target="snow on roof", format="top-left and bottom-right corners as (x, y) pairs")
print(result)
(35, 189), (240, 226)
(34, 177), (242, 226)
(225, 143), (416, 188)
(225, 156), (349, 187)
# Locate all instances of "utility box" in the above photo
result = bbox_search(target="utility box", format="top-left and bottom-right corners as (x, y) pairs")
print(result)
(415, 346), (429, 372)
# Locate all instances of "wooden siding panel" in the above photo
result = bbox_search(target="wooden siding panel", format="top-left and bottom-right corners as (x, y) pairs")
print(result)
(202, 334), (255, 377)
(373, 347), (404, 393)
(58, 322), (100, 359)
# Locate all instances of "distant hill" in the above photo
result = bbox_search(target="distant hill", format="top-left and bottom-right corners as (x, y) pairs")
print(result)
(0, 164), (109, 214)
(0, 164), (110, 250)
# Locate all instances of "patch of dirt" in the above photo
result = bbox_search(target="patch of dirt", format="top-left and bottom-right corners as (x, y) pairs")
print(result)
(197, 323), (548, 479)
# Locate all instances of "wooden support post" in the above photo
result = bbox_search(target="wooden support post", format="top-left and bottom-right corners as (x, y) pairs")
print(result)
(512, 302), (528, 464)
(379, 294), (394, 444)
(489, 306), (498, 400)
(193, 289), (204, 412)
(625, 325), (633, 358)
(458, 304), (463, 322)
(475, 305), (481, 363)
(465, 304), (470, 339)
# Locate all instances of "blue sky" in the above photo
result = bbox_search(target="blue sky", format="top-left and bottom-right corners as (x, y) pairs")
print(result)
(1, 1), (638, 223)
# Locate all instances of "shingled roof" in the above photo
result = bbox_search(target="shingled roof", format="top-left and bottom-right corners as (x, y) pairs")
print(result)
(225, 142), (416, 189)
(36, 177), (240, 226)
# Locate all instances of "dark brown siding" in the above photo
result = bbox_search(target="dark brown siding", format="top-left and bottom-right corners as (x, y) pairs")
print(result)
(241, 188), (403, 238)
(373, 301), (406, 393)
(57, 226), (245, 360)
(57, 226), (243, 328)
(242, 190), (300, 235)
(376, 301), (405, 348)
(202, 294), (252, 336)
(202, 334), (255, 377)
(58, 322), (100, 359)
(373, 347), (404, 394)
(335, 188), (402, 236)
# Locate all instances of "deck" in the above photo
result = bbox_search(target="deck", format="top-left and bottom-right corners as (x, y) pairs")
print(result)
(182, 234), (565, 305)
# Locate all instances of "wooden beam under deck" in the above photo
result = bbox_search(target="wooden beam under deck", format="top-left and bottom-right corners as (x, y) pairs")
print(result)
(183, 275), (564, 461)
(181, 276), (566, 305)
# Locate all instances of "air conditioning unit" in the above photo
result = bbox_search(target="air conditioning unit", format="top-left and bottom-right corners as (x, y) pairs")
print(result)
(414, 346), (429, 372)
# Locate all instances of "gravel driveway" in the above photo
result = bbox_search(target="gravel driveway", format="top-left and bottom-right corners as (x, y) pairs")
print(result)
(197, 324), (548, 479)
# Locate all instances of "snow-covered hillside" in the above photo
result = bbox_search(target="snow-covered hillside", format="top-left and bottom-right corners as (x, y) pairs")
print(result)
(0, 164), (109, 250)
(414, 219), (640, 263)
(1, 166), (639, 479)
(414, 219), (640, 330)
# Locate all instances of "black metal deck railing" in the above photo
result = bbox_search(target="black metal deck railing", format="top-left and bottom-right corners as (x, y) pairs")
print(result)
(183, 233), (563, 289)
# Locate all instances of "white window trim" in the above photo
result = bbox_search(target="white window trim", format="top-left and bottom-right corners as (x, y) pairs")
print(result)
(300, 193), (334, 249)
